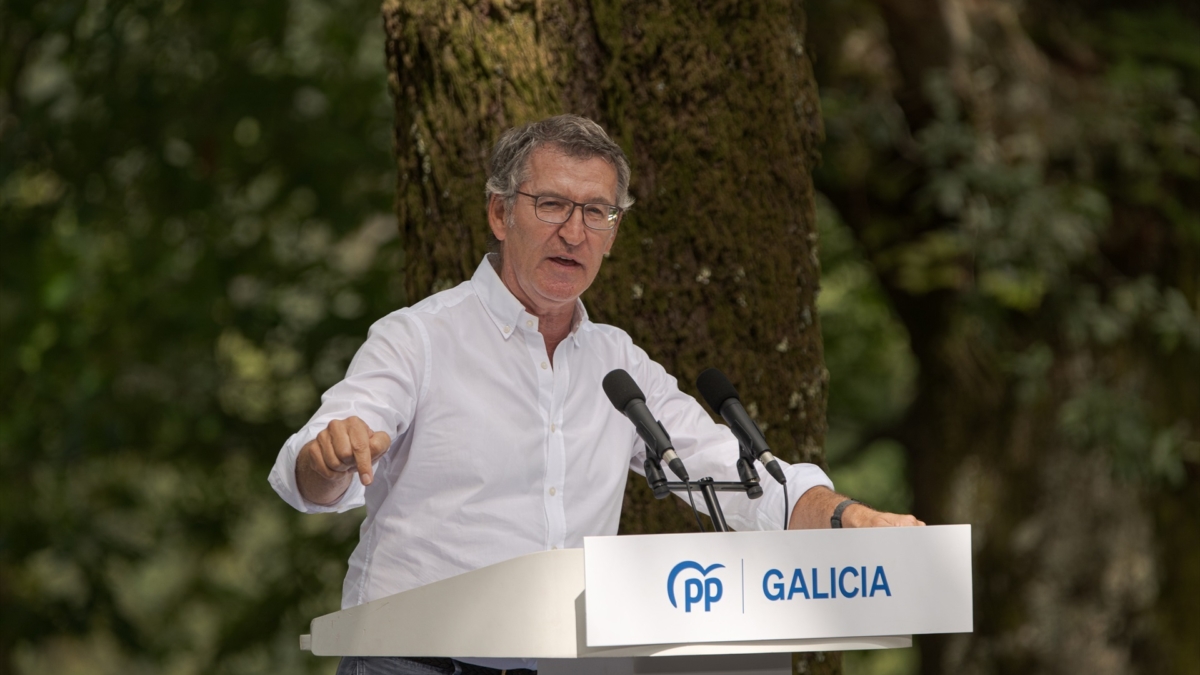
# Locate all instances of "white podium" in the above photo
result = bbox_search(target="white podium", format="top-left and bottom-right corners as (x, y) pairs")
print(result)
(301, 526), (972, 673)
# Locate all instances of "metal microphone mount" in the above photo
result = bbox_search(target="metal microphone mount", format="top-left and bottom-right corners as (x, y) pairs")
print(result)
(643, 446), (764, 532)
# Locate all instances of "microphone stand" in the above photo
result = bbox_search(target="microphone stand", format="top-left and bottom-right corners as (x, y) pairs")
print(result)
(644, 451), (764, 533)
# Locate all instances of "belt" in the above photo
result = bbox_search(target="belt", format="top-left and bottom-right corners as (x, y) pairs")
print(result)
(407, 656), (536, 675)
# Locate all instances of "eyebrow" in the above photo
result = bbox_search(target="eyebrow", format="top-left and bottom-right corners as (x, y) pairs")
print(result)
(537, 190), (618, 205)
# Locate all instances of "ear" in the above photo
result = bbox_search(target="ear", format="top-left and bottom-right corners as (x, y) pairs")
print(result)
(487, 195), (508, 241)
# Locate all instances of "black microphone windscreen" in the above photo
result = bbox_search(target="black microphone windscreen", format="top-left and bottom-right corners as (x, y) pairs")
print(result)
(696, 368), (740, 412)
(602, 369), (645, 410)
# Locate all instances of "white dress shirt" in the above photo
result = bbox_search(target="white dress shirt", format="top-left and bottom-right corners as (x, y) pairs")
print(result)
(269, 256), (833, 668)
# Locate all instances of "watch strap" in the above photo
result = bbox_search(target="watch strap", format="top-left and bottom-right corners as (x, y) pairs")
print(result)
(830, 498), (862, 529)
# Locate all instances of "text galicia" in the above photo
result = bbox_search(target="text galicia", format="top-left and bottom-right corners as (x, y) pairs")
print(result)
(762, 566), (892, 601)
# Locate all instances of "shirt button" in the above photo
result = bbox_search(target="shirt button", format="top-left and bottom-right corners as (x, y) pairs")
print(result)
(526, 320), (534, 328)
(551, 424), (557, 432)
(552, 545), (558, 550)
(549, 487), (557, 496)
(503, 325), (511, 333)
(541, 361), (548, 369)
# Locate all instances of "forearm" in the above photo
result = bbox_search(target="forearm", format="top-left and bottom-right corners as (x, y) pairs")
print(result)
(789, 485), (925, 529)
(789, 485), (850, 529)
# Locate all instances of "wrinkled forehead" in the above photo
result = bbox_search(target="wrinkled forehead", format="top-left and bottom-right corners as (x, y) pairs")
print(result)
(523, 144), (619, 197)
(525, 142), (617, 178)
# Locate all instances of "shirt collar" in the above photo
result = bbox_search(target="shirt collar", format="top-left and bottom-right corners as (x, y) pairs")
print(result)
(471, 255), (590, 344)
(570, 299), (590, 346)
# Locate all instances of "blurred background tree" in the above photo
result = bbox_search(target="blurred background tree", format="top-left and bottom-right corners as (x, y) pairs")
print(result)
(1, 2), (1197, 675)
(811, 0), (1200, 674)
(2, 0), (396, 672)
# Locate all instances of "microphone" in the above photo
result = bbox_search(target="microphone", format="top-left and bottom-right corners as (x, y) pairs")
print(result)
(696, 368), (787, 485)
(602, 369), (690, 481)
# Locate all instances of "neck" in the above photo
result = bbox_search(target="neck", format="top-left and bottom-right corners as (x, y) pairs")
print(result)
(538, 311), (575, 355)
(495, 258), (577, 362)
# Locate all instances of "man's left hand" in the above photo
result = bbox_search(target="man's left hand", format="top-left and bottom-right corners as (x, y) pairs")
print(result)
(841, 504), (925, 528)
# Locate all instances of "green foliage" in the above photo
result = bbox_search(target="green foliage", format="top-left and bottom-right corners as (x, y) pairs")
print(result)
(1, 0), (396, 672)
(816, 196), (916, 515)
(4, 1), (1198, 674)
(812, 1), (1200, 672)
(840, 646), (917, 675)
(817, 1), (1200, 487)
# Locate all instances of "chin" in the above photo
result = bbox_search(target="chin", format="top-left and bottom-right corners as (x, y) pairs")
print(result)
(534, 278), (588, 304)
(537, 268), (589, 290)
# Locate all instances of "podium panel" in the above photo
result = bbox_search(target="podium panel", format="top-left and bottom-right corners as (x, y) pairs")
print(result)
(301, 527), (972, 661)
(303, 547), (911, 659)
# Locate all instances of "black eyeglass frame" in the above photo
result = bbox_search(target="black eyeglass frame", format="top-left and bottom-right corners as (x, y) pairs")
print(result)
(514, 190), (623, 231)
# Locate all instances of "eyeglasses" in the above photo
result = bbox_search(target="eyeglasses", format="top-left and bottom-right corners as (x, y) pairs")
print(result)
(515, 191), (622, 231)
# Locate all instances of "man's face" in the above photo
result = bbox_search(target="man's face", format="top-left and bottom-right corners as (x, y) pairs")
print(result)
(488, 146), (620, 315)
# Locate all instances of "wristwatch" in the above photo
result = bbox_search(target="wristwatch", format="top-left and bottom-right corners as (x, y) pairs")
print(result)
(830, 498), (862, 529)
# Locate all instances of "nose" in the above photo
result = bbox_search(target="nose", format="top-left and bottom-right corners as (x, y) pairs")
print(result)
(558, 205), (587, 246)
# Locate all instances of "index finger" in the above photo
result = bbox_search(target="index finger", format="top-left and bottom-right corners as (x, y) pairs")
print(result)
(347, 418), (374, 486)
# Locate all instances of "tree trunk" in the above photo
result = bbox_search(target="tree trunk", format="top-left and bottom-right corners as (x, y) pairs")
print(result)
(383, 1), (834, 671)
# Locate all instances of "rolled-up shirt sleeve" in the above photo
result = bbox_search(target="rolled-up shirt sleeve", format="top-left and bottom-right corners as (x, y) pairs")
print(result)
(626, 346), (834, 532)
(268, 311), (428, 514)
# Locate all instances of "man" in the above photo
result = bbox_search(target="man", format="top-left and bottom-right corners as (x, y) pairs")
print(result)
(269, 115), (921, 675)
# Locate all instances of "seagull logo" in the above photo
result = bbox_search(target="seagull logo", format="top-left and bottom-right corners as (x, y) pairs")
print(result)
(667, 561), (726, 612)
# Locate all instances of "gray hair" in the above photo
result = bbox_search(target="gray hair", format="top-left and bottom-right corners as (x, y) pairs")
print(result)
(485, 114), (634, 216)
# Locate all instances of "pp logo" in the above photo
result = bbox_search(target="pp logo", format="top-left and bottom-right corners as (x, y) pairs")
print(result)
(667, 561), (725, 613)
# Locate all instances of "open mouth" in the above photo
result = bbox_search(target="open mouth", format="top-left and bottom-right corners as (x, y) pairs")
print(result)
(549, 256), (581, 268)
